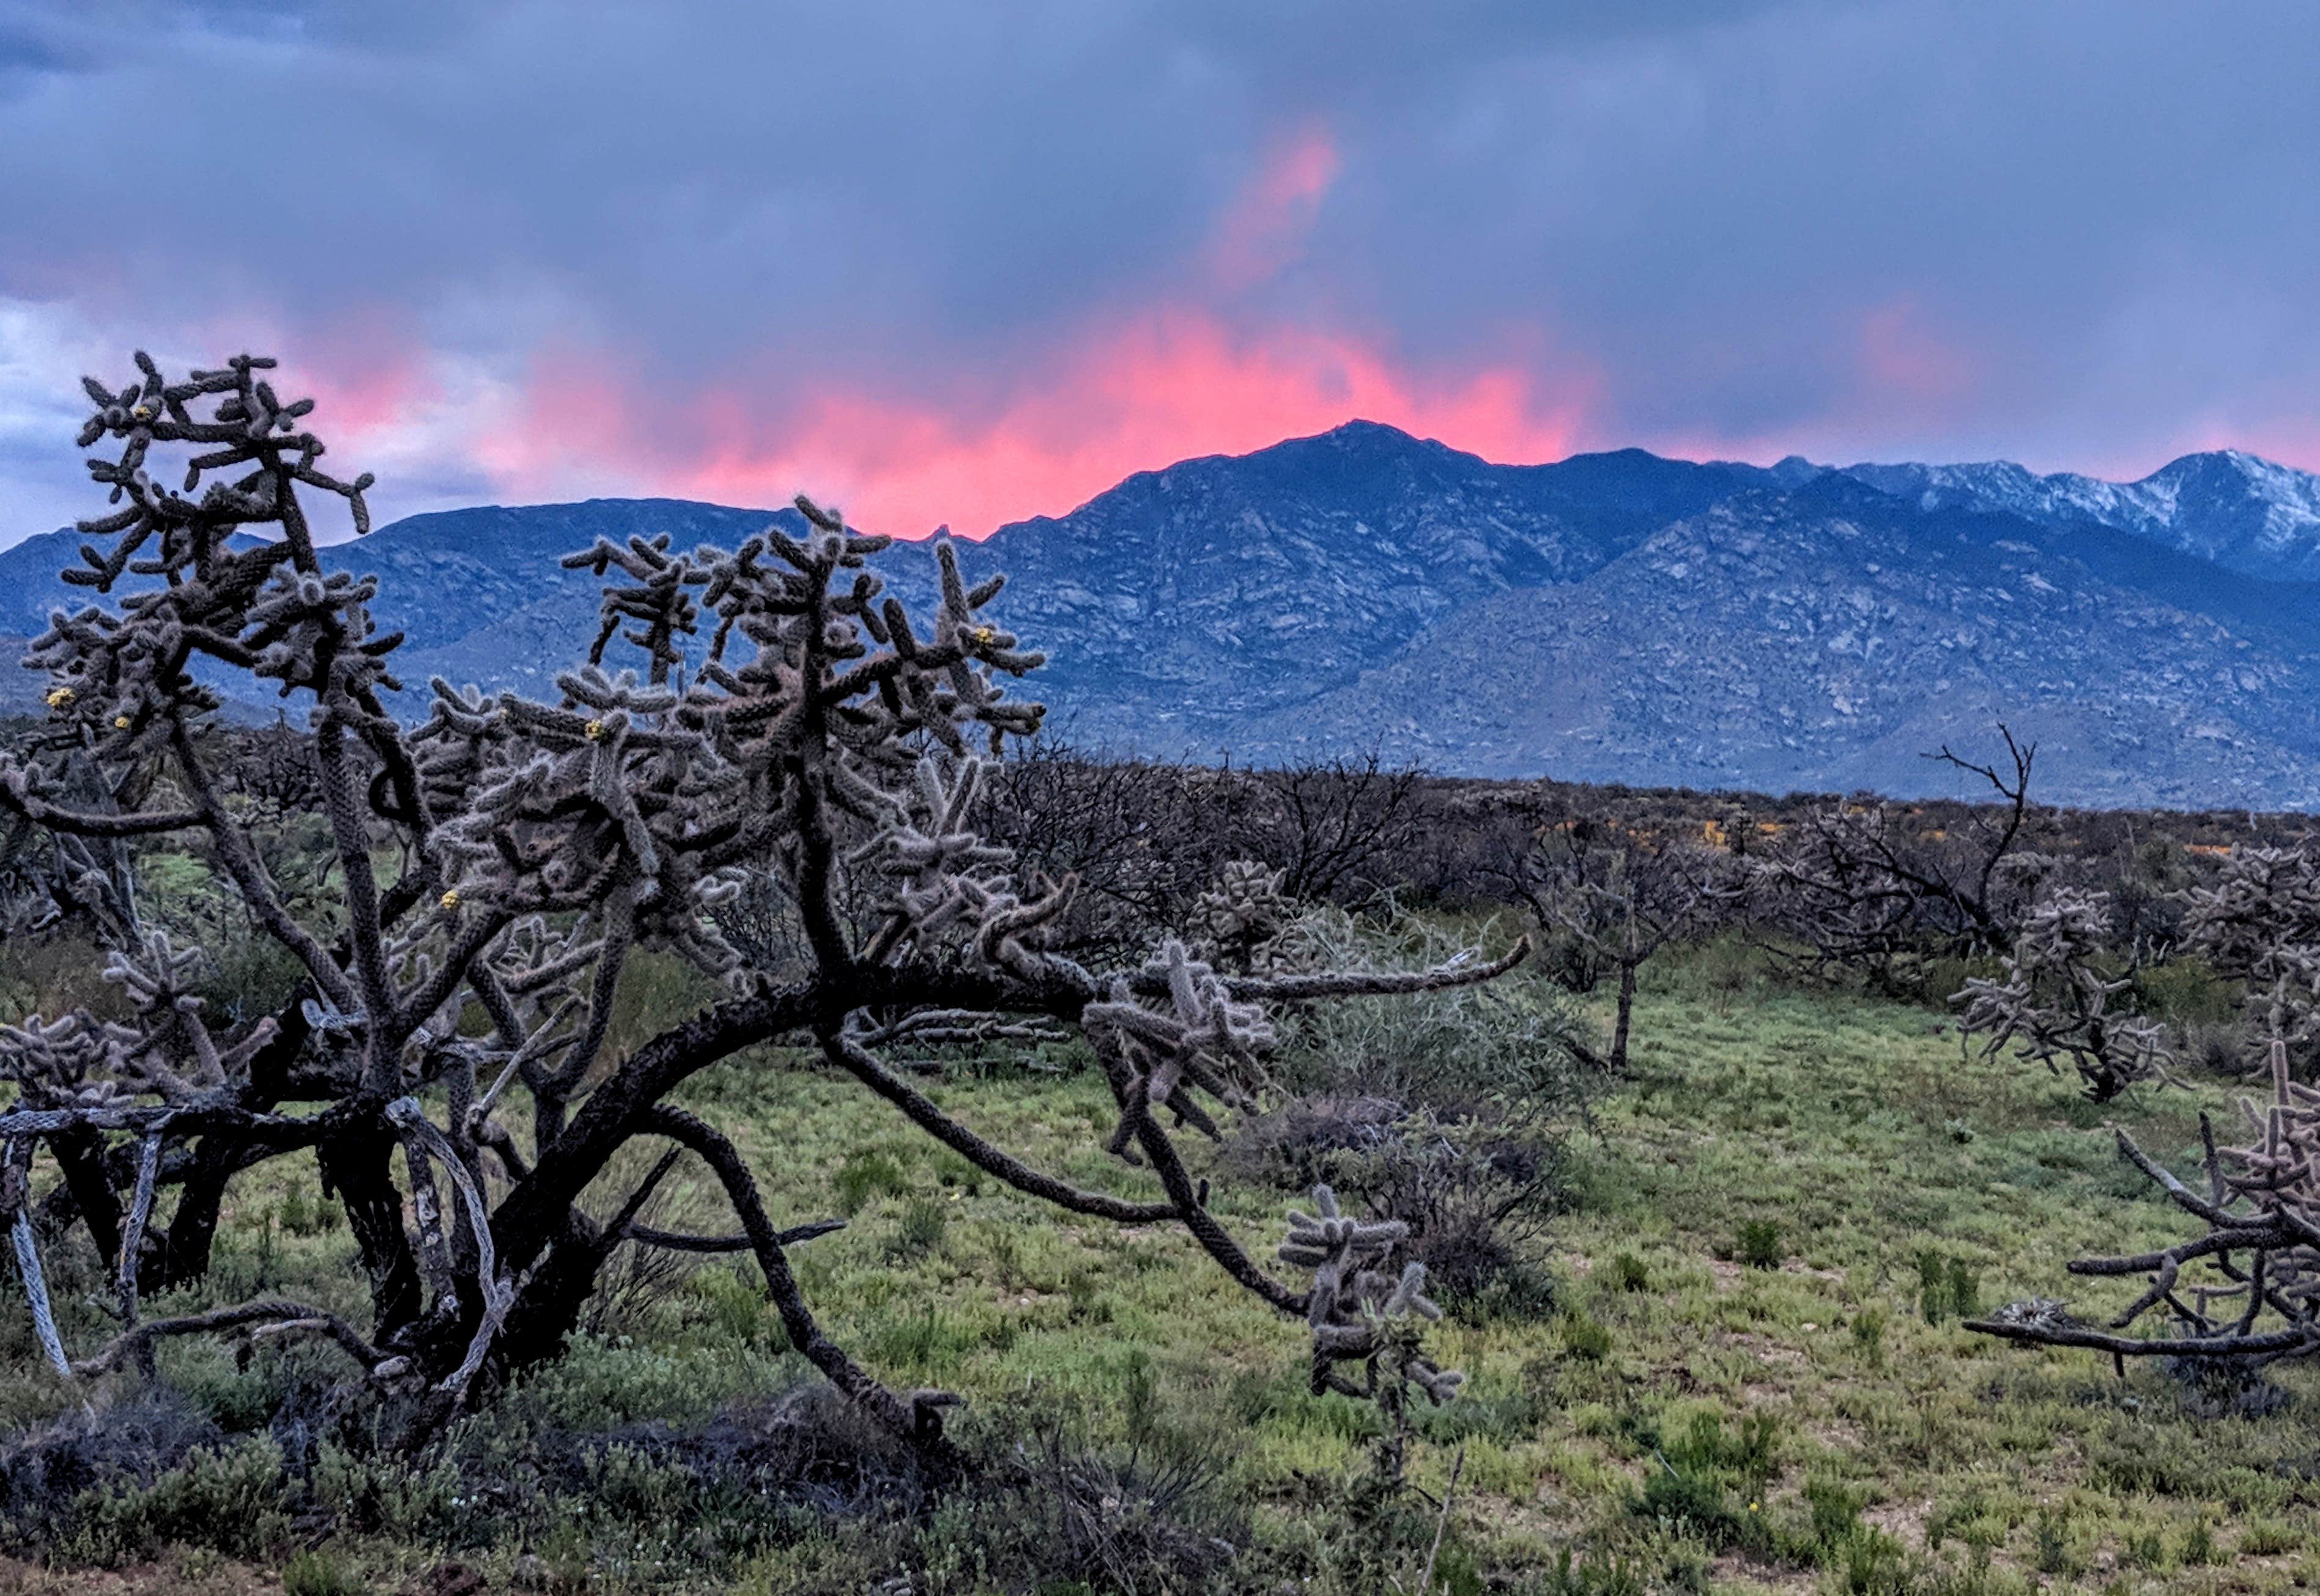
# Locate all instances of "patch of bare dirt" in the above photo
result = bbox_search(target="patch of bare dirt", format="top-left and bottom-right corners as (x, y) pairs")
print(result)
(0, 1556), (275, 1595)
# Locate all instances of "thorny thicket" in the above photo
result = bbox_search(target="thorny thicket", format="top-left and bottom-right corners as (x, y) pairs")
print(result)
(1749, 730), (2051, 994)
(1971, 844), (2320, 1368)
(1747, 728), (2173, 1101)
(0, 353), (1518, 1444)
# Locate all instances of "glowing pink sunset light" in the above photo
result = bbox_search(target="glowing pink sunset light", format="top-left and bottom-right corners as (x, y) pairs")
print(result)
(466, 309), (1595, 539)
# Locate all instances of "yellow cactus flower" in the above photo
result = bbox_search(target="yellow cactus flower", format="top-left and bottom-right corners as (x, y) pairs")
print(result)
(439, 889), (462, 911)
(971, 625), (995, 645)
(113, 716), (132, 730)
(44, 687), (73, 708)
(584, 719), (605, 741)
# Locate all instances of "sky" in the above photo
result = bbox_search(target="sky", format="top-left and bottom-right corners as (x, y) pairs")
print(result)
(4, 0), (2320, 547)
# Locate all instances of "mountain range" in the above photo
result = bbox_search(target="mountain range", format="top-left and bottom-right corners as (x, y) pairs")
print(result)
(7, 424), (2320, 808)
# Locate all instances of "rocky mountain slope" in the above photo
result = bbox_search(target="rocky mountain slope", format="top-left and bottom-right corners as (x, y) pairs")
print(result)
(7, 424), (2320, 805)
(1231, 476), (2320, 806)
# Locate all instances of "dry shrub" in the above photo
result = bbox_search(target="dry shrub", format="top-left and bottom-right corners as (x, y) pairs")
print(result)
(0, 1389), (224, 1542)
(1228, 903), (1587, 1318)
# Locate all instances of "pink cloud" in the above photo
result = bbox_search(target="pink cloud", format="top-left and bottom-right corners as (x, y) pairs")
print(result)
(1858, 295), (1973, 401)
(1204, 123), (1342, 292)
(469, 308), (1595, 538)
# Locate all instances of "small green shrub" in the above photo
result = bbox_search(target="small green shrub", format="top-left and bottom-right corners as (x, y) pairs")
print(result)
(1736, 1220), (1782, 1270)
(1062, 1268), (1114, 1325)
(1636, 1464), (1732, 1543)
(2132, 957), (2236, 1025)
(886, 1194), (949, 1263)
(1948, 1258), (1980, 1319)
(864, 1304), (976, 1375)
(1850, 1306), (1888, 1366)
(2178, 1518), (2217, 1567)
(282, 1546), (369, 1596)
(1541, 1546), (1647, 1596)
(312, 1444), (464, 1542)
(2240, 1519), (2302, 1556)
(59, 1436), (289, 1565)
(1608, 1252), (1651, 1292)
(2030, 1506), (2082, 1576)
(1805, 1477), (1866, 1547)
(1664, 1409), (1781, 1486)
(1560, 1310), (1614, 1361)
(735, 1535), (888, 1595)
(1462, 1258), (1560, 1323)
(834, 1149), (910, 1214)
(691, 1266), (783, 1348)
(1916, 1249), (1981, 1324)
(276, 1183), (343, 1238)
(1830, 1526), (1906, 1594)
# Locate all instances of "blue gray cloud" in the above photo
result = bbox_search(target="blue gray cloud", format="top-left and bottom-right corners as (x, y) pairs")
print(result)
(2, 0), (2317, 545)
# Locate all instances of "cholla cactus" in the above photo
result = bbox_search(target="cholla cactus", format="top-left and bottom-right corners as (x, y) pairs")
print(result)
(1970, 844), (2320, 1367)
(1278, 1184), (1463, 1406)
(0, 351), (1523, 1442)
(1951, 885), (2168, 1101)
(2181, 846), (2320, 1024)
(1190, 858), (1293, 973)
(1973, 1030), (2320, 1367)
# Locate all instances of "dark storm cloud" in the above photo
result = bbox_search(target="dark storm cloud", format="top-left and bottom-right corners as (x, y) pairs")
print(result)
(2, 0), (2318, 544)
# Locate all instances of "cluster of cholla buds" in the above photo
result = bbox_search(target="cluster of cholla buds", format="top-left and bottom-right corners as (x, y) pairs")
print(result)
(0, 930), (275, 1110)
(70, 353), (374, 580)
(1278, 1184), (1463, 1405)
(1083, 940), (1275, 1153)
(1952, 878), (2170, 1101)
(1190, 858), (1295, 975)
(25, 355), (388, 756)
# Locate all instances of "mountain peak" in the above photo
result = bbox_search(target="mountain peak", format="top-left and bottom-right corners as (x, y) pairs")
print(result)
(1316, 418), (1426, 445)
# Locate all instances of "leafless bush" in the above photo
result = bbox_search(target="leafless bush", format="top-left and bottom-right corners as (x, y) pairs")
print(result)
(1751, 728), (2050, 993)
(1492, 812), (1730, 1073)
(976, 745), (1427, 970)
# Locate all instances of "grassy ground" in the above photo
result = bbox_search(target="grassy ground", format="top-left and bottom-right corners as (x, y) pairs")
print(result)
(2, 953), (2315, 1594)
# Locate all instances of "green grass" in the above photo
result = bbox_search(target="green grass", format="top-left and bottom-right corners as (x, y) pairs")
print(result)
(4, 972), (2318, 1592)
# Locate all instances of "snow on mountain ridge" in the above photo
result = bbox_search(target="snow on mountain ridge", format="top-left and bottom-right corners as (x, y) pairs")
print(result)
(1834, 449), (2320, 582)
